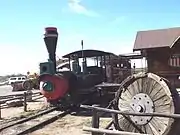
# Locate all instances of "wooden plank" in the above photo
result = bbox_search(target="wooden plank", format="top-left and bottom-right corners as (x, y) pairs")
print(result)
(83, 127), (151, 135)
(80, 105), (180, 119)
(0, 103), (1, 119)
(95, 83), (121, 88)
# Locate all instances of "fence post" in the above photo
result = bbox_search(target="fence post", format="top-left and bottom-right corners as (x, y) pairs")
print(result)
(24, 92), (27, 112)
(26, 90), (33, 102)
(92, 105), (99, 135)
(0, 103), (1, 119)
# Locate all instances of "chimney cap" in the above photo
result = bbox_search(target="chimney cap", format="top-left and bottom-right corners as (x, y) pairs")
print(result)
(45, 27), (57, 32)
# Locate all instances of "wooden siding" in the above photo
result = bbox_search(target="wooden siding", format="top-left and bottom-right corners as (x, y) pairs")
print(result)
(145, 42), (180, 87)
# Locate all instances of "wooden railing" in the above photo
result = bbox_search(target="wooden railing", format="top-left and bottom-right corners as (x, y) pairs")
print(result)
(0, 92), (44, 119)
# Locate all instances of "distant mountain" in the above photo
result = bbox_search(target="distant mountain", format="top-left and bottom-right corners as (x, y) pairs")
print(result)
(0, 76), (8, 82)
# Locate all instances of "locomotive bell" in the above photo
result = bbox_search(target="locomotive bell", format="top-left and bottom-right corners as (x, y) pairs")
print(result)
(44, 27), (58, 72)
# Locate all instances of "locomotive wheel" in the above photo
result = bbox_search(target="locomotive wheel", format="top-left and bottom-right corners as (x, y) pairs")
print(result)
(113, 72), (180, 135)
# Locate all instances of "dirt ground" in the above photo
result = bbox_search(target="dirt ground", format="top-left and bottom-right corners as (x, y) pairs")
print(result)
(31, 114), (111, 135)
(0, 98), (112, 135)
(0, 98), (47, 120)
(31, 114), (92, 135)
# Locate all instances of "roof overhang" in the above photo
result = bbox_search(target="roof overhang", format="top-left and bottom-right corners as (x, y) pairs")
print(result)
(133, 46), (169, 52)
(170, 36), (180, 48)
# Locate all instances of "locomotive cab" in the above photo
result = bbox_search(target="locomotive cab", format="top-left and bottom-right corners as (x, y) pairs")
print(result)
(62, 49), (113, 90)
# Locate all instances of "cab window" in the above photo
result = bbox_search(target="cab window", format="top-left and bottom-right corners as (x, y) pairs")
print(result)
(10, 78), (16, 80)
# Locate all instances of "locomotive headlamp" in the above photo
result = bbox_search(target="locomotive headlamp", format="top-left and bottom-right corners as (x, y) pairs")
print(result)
(42, 81), (54, 92)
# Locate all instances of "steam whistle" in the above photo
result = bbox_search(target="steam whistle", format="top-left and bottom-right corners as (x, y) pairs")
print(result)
(44, 27), (58, 72)
(81, 40), (87, 74)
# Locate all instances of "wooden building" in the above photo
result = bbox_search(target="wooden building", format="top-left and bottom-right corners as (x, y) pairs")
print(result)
(105, 55), (131, 83)
(133, 27), (180, 87)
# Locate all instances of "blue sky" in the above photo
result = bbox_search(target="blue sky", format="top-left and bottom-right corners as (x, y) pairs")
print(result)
(0, 0), (180, 75)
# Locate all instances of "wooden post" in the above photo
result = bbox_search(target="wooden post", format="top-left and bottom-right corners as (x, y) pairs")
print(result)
(0, 103), (1, 119)
(92, 105), (99, 135)
(24, 92), (27, 112)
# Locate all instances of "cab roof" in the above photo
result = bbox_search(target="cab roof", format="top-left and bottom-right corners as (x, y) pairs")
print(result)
(62, 49), (114, 58)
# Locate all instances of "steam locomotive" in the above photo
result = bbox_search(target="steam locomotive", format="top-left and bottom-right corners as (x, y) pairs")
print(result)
(39, 27), (119, 108)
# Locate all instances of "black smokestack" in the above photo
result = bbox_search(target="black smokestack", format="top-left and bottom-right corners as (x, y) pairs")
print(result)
(44, 27), (58, 72)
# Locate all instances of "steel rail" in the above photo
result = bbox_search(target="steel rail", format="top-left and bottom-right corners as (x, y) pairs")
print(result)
(16, 109), (71, 135)
(0, 107), (58, 131)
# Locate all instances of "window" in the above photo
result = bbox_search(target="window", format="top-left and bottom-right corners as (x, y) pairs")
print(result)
(10, 78), (16, 80)
(169, 54), (180, 67)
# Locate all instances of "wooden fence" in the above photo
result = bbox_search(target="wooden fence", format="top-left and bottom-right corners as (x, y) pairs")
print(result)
(0, 91), (44, 119)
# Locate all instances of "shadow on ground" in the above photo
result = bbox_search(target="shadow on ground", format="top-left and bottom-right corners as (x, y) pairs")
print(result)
(71, 102), (113, 118)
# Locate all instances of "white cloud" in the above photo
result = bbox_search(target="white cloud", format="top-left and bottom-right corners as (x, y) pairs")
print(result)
(67, 0), (99, 17)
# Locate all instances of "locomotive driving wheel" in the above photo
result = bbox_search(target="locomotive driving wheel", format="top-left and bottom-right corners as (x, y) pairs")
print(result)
(113, 72), (180, 135)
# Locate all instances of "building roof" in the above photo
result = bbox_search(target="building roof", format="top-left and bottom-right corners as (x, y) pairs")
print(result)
(62, 49), (114, 58)
(133, 27), (180, 51)
(119, 53), (143, 59)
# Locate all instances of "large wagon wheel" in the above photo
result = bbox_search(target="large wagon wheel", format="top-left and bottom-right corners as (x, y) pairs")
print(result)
(113, 72), (180, 135)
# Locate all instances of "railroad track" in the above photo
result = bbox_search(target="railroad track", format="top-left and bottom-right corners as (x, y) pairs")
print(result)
(0, 107), (53, 126)
(0, 107), (71, 135)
